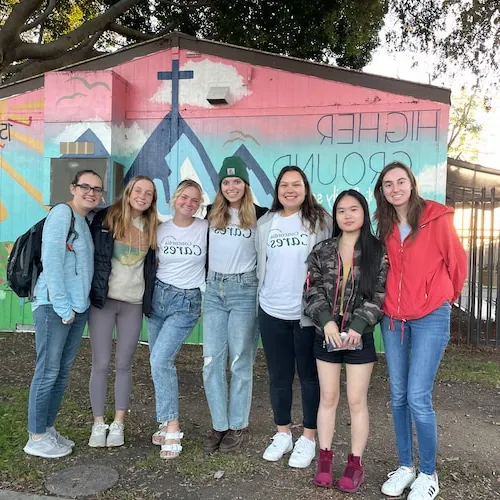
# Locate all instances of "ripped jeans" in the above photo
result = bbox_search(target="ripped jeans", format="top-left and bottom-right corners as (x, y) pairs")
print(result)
(202, 270), (259, 431)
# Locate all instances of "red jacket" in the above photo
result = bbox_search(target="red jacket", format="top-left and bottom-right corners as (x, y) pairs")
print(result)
(383, 200), (467, 321)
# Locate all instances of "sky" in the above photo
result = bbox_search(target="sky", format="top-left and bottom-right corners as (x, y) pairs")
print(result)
(364, 47), (499, 169)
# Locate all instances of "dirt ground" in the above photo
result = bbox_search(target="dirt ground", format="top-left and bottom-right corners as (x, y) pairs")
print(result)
(1, 331), (500, 500)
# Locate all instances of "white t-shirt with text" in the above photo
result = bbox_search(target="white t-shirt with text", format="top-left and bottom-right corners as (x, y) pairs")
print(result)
(209, 207), (257, 274)
(156, 218), (208, 290)
(259, 211), (309, 320)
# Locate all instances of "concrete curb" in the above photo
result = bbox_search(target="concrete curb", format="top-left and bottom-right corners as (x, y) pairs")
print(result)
(0, 490), (71, 499)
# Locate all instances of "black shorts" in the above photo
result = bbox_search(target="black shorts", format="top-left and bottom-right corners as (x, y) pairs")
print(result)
(314, 332), (377, 365)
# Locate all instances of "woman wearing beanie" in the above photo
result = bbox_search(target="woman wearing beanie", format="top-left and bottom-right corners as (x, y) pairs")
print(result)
(203, 156), (267, 453)
(256, 166), (332, 469)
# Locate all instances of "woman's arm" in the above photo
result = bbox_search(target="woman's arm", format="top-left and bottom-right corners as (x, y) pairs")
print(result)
(303, 244), (334, 328)
(437, 213), (468, 302)
(41, 205), (74, 321)
(349, 251), (388, 334)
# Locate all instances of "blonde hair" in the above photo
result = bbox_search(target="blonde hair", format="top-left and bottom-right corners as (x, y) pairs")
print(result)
(170, 179), (204, 212)
(208, 184), (256, 230)
(105, 175), (158, 248)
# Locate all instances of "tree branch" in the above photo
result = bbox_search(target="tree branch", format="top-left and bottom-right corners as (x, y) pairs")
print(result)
(2, 46), (103, 84)
(108, 22), (156, 41)
(0, 0), (44, 45)
(22, 0), (57, 33)
(11, 0), (142, 62)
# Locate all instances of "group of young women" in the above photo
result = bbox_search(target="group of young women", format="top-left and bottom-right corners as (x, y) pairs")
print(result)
(24, 158), (467, 500)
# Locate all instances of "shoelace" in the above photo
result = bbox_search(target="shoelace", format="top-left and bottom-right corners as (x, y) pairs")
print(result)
(271, 433), (289, 447)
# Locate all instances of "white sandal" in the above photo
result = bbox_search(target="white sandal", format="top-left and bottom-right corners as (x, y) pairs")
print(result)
(160, 431), (184, 459)
(152, 425), (168, 446)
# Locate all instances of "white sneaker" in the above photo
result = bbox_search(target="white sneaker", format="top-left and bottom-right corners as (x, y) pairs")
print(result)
(106, 421), (125, 447)
(381, 466), (416, 496)
(262, 432), (293, 461)
(24, 433), (72, 458)
(88, 422), (108, 447)
(288, 435), (316, 468)
(407, 472), (439, 500)
(46, 426), (75, 448)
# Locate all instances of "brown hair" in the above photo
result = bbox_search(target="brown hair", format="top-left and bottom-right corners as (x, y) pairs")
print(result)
(270, 166), (328, 233)
(105, 175), (158, 248)
(208, 182), (256, 230)
(374, 161), (425, 243)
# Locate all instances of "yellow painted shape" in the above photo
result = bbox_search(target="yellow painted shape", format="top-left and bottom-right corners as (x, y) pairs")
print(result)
(11, 100), (44, 111)
(10, 130), (44, 154)
(0, 199), (7, 222)
(0, 156), (46, 208)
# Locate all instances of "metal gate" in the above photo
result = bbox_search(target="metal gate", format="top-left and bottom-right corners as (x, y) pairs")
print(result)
(450, 186), (500, 347)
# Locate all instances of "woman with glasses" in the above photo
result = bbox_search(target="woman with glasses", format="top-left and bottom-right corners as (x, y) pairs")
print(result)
(374, 162), (467, 500)
(256, 166), (332, 469)
(87, 176), (158, 448)
(24, 169), (103, 458)
(148, 179), (208, 459)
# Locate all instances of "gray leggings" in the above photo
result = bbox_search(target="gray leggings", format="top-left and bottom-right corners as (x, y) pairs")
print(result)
(88, 299), (143, 417)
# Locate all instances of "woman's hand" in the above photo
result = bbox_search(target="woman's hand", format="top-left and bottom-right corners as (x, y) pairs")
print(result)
(343, 328), (362, 348)
(324, 321), (342, 349)
(62, 311), (75, 325)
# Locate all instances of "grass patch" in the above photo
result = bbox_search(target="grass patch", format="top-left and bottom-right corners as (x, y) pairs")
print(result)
(134, 449), (162, 470)
(439, 348), (500, 387)
(175, 438), (257, 479)
(0, 386), (43, 480)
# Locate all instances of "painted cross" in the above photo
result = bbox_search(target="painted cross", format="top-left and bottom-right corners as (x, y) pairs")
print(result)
(157, 60), (194, 158)
(157, 59), (193, 126)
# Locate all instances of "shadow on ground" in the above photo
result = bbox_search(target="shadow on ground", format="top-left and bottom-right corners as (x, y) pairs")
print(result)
(1, 332), (499, 499)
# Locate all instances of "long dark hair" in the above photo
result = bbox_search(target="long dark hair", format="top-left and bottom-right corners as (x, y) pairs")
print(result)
(374, 161), (425, 243)
(270, 166), (328, 233)
(333, 189), (383, 299)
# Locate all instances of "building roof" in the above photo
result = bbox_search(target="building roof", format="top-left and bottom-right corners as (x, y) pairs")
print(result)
(447, 157), (500, 203)
(0, 32), (450, 103)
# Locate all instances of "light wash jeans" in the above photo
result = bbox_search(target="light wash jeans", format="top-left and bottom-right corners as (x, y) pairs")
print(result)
(381, 302), (451, 475)
(146, 280), (201, 423)
(28, 305), (89, 434)
(202, 270), (259, 431)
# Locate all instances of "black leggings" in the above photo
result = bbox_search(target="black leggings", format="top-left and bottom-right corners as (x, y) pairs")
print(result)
(258, 306), (319, 429)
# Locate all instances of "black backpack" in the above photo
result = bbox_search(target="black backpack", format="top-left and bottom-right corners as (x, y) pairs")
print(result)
(7, 203), (77, 300)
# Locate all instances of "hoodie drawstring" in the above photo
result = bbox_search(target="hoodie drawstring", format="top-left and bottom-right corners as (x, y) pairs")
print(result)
(388, 316), (406, 345)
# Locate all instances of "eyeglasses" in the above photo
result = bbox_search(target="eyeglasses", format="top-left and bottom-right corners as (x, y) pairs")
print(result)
(74, 183), (104, 194)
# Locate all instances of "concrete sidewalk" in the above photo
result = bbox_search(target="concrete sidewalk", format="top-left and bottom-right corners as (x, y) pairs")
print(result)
(0, 491), (71, 499)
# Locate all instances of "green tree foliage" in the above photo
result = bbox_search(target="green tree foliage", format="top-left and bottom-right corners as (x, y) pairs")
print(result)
(0, 0), (387, 84)
(387, 0), (500, 77)
(448, 87), (491, 162)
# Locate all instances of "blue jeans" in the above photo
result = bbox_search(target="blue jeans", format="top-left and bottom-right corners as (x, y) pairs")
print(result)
(146, 280), (201, 423)
(202, 270), (259, 431)
(381, 302), (451, 475)
(28, 305), (89, 434)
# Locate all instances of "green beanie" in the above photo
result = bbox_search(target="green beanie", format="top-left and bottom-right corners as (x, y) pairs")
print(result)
(218, 156), (250, 185)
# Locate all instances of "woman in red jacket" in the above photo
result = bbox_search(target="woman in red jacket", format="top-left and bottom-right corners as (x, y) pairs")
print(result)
(374, 161), (467, 500)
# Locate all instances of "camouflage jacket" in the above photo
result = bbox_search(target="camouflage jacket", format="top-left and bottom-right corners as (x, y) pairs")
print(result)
(303, 237), (388, 335)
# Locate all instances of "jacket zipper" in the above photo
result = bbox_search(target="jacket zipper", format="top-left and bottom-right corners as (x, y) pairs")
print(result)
(397, 239), (403, 316)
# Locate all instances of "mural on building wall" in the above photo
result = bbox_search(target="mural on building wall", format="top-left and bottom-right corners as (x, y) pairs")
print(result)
(0, 47), (450, 317)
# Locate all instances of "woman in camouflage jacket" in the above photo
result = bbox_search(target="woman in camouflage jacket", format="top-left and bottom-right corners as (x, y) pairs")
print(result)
(303, 189), (388, 493)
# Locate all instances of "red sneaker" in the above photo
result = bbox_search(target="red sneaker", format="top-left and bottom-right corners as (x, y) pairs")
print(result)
(337, 454), (365, 493)
(313, 449), (334, 488)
